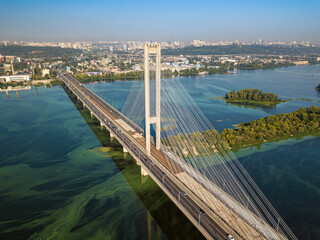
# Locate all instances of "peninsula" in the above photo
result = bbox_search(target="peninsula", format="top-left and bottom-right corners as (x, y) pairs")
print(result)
(163, 106), (320, 153)
(220, 106), (320, 148)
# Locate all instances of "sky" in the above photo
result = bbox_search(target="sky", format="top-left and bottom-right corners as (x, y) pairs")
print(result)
(1, 0), (320, 43)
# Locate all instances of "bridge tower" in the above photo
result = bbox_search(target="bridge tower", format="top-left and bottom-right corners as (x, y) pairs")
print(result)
(144, 43), (161, 154)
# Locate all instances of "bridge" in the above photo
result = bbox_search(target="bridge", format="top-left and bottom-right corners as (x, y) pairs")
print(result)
(55, 43), (298, 240)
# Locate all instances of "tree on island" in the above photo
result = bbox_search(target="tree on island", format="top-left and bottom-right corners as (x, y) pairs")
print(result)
(225, 88), (281, 103)
(316, 83), (320, 91)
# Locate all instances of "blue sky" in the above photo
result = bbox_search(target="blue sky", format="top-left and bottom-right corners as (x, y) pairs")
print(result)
(1, 0), (319, 43)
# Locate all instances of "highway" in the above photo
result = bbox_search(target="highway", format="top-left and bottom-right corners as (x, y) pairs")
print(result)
(55, 65), (257, 240)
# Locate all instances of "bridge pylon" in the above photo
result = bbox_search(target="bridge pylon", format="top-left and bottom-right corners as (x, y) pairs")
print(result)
(144, 43), (161, 154)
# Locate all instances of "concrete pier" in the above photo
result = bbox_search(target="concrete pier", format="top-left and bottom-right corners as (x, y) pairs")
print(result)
(141, 166), (149, 176)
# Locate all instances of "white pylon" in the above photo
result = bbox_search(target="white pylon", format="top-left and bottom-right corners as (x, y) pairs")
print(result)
(144, 43), (161, 154)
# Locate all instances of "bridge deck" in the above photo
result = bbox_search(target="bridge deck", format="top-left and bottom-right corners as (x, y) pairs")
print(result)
(176, 172), (264, 240)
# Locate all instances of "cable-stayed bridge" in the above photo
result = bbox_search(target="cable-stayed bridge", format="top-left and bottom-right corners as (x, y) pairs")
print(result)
(55, 43), (298, 240)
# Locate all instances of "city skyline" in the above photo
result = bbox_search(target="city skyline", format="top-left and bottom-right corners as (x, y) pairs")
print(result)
(1, 0), (320, 43)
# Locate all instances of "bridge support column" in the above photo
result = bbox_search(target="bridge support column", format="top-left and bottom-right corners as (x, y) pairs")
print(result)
(123, 146), (128, 153)
(155, 44), (161, 150)
(144, 44), (150, 154)
(141, 166), (149, 176)
(100, 122), (104, 130)
(110, 132), (115, 138)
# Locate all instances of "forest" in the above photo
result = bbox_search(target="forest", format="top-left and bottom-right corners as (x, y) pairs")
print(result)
(162, 45), (320, 56)
(162, 106), (320, 153)
(0, 45), (81, 58)
(220, 106), (320, 148)
(236, 61), (293, 70)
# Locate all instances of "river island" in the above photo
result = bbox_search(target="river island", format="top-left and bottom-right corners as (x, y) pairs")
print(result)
(223, 88), (288, 107)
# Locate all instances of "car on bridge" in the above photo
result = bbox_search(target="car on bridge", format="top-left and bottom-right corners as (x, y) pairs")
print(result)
(200, 208), (206, 215)
(227, 234), (234, 240)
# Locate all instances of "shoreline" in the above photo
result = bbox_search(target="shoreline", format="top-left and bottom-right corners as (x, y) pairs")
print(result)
(231, 130), (320, 152)
(0, 79), (62, 89)
(208, 96), (290, 107)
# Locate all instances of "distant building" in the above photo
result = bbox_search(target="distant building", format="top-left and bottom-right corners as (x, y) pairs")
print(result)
(41, 69), (50, 77)
(0, 75), (30, 83)
(4, 64), (11, 72)
(132, 64), (142, 71)
(294, 61), (309, 66)
(87, 72), (102, 76)
(4, 56), (15, 63)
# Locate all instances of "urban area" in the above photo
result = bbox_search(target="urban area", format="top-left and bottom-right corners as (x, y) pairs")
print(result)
(1, 39), (320, 89)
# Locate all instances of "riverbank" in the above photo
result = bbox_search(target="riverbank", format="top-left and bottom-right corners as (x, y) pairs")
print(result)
(73, 66), (228, 84)
(231, 129), (320, 152)
(208, 96), (290, 107)
(0, 79), (62, 89)
(225, 98), (288, 107)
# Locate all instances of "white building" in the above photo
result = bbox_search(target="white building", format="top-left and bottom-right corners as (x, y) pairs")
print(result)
(41, 69), (50, 77)
(0, 75), (30, 83)
(132, 64), (142, 71)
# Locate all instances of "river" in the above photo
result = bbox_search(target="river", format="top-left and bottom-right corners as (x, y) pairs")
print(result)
(0, 64), (319, 240)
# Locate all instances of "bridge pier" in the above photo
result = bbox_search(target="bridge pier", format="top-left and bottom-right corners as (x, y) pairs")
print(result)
(141, 166), (149, 176)
(123, 146), (128, 153)
(110, 132), (115, 138)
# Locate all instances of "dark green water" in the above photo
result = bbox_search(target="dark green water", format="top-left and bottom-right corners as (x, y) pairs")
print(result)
(0, 86), (203, 240)
(0, 64), (320, 240)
